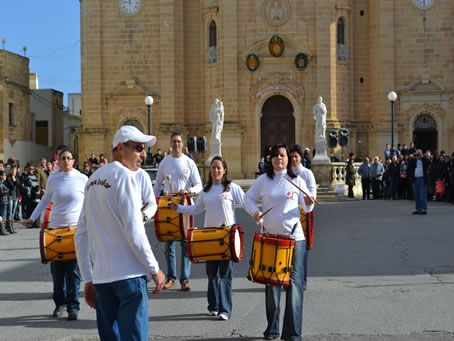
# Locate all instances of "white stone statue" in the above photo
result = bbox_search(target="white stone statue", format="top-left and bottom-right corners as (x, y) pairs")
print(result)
(314, 96), (327, 140)
(312, 96), (330, 164)
(270, 0), (284, 21)
(206, 98), (224, 165)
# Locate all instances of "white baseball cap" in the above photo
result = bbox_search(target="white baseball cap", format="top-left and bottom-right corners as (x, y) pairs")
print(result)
(112, 126), (156, 149)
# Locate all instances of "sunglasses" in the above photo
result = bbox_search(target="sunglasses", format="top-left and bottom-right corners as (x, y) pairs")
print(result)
(124, 143), (145, 153)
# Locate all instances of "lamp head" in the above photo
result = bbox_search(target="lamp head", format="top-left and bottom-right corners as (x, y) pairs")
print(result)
(145, 96), (154, 106)
(388, 91), (397, 102)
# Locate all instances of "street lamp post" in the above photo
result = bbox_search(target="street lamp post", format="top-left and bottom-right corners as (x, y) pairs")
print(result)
(387, 91), (397, 158)
(145, 96), (154, 165)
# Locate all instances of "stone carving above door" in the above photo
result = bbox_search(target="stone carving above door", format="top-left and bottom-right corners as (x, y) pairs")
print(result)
(263, 0), (291, 27)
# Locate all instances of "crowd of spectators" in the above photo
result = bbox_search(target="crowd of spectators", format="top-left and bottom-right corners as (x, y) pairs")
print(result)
(356, 143), (454, 204)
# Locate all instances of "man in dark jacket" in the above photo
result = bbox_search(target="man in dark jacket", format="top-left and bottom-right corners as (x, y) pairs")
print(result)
(407, 149), (431, 215)
(5, 164), (21, 233)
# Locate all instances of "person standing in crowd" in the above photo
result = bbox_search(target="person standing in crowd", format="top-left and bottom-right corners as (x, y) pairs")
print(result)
(24, 148), (88, 320)
(370, 156), (384, 199)
(5, 164), (21, 234)
(34, 158), (48, 193)
(384, 144), (391, 160)
(388, 156), (400, 200)
(345, 153), (356, 199)
(395, 144), (402, 157)
(153, 149), (164, 168)
(75, 126), (165, 340)
(432, 154), (448, 201)
(258, 156), (266, 175)
(303, 148), (311, 169)
(407, 149), (430, 215)
(408, 142), (417, 155)
(99, 153), (108, 165)
(153, 132), (203, 291)
(88, 153), (99, 166)
(245, 143), (314, 341)
(401, 144), (409, 156)
(45, 160), (54, 176)
(21, 162), (39, 219)
(184, 146), (194, 160)
(358, 157), (371, 200)
(0, 170), (10, 235)
(448, 153), (454, 203)
(80, 161), (93, 178)
(290, 144), (317, 291)
(171, 156), (245, 320)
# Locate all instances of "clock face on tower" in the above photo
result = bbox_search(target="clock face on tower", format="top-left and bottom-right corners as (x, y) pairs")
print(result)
(412, 0), (436, 10)
(119, 0), (142, 16)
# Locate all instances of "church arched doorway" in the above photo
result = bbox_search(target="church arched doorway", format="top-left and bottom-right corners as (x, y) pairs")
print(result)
(260, 95), (295, 156)
(412, 114), (437, 153)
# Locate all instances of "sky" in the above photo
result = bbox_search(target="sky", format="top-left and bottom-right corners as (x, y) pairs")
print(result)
(1, 0), (80, 106)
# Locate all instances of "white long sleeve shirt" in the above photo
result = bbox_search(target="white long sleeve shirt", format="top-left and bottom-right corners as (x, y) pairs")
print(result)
(292, 164), (317, 198)
(135, 168), (158, 220)
(244, 170), (314, 241)
(153, 154), (203, 197)
(75, 161), (159, 284)
(176, 182), (245, 227)
(30, 169), (87, 229)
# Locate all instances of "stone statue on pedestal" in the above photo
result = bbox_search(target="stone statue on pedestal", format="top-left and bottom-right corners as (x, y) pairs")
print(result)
(206, 98), (224, 165)
(312, 96), (330, 164)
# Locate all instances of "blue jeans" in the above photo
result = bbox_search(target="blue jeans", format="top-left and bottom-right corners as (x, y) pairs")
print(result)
(94, 276), (148, 341)
(303, 250), (309, 290)
(0, 204), (7, 219)
(165, 240), (191, 283)
(8, 197), (18, 218)
(413, 178), (427, 212)
(264, 240), (306, 341)
(50, 260), (81, 311)
(206, 260), (233, 317)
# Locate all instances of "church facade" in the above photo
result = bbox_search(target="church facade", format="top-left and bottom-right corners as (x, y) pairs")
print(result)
(78, 0), (454, 178)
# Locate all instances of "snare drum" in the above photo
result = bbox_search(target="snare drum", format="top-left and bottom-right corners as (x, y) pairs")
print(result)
(248, 233), (295, 287)
(39, 226), (77, 264)
(299, 207), (314, 250)
(186, 225), (244, 263)
(154, 194), (193, 241)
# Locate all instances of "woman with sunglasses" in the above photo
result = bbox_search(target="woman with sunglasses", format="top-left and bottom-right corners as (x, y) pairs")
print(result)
(25, 148), (88, 321)
(171, 156), (245, 320)
(244, 143), (314, 341)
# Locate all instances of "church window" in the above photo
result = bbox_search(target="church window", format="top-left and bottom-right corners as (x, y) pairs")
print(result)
(208, 20), (217, 64)
(337, 18), (347, 61)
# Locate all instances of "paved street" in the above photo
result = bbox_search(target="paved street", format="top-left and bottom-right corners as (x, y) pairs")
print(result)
(1, 199), (454, 341)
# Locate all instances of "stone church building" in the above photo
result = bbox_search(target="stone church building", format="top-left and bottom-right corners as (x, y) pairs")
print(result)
(78, 0), (454, 178)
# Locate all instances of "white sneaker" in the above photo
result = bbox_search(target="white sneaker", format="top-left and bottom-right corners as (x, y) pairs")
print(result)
(218, 312), (229, 320)
(208, 310), (218, 316)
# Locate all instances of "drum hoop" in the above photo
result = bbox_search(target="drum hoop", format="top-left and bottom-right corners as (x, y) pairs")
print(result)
(253, 233), (295, 247)
(39, 228), (47, 264)
(179, 194), (193, 239)
(230, 225), (244, 262)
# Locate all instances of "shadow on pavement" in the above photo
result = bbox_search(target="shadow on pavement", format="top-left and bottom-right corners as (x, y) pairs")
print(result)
(0, 315), (97, 329)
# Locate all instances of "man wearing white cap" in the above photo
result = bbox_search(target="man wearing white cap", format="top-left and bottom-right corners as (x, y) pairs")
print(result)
(75, 125), (165, 341)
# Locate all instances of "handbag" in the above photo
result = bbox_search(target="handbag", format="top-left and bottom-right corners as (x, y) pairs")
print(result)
(435, 180), (445, 195)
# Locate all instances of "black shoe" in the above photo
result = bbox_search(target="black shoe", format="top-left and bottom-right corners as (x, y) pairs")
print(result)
(420, 211), (427, 215)
(53, 306), (65, 317)
(67, 310), (78, 321)
(264, 336), (279, 340)
(412, 211), (421, 215)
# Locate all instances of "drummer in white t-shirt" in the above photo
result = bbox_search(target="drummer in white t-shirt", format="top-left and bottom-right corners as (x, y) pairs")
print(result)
(153, 132), (203, 292)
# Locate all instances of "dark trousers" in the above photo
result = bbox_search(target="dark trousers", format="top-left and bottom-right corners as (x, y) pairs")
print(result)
(361, 178), (371, 199)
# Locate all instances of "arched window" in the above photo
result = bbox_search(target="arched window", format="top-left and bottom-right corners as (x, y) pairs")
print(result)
(337, 18), (347, 61)
(208, 20), (217, 64)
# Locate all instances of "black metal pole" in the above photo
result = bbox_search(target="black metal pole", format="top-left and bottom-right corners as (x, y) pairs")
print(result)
(146, 104), (152, 165)
(391, 101), (395, 158)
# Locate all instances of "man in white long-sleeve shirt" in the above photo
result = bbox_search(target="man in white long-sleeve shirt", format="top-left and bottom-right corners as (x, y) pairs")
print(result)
(75, 126), (165, 341)
(153, 132), (203, 291)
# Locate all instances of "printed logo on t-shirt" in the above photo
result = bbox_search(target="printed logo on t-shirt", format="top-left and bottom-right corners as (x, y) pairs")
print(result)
(287, 191), (294, 200)
(182, 168), (189, 175)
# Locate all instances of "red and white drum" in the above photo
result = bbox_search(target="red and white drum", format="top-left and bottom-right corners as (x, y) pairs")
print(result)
(186, 224), (245, 263)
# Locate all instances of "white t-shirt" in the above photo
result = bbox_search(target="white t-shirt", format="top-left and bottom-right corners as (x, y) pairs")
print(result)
(30, 169), (87, 229)
(153, 154), (203, 197)
(135, 168), (157, 220)
(176, 182), (245, 227)
(75, 161), (159, 284)
(245, 170), (314, 241)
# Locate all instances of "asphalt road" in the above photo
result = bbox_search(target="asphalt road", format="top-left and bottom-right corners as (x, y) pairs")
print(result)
(0, 199), (453, 340)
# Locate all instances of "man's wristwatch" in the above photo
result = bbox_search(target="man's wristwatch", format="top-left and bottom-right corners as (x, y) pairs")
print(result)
(143, 214), (149, 222)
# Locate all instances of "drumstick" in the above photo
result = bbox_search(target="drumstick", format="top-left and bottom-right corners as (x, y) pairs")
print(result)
(141, 202), (149, 212)
(166, 174), (173, 194)
(284, 177), (320, 206)
(259, 207), (273, 218)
